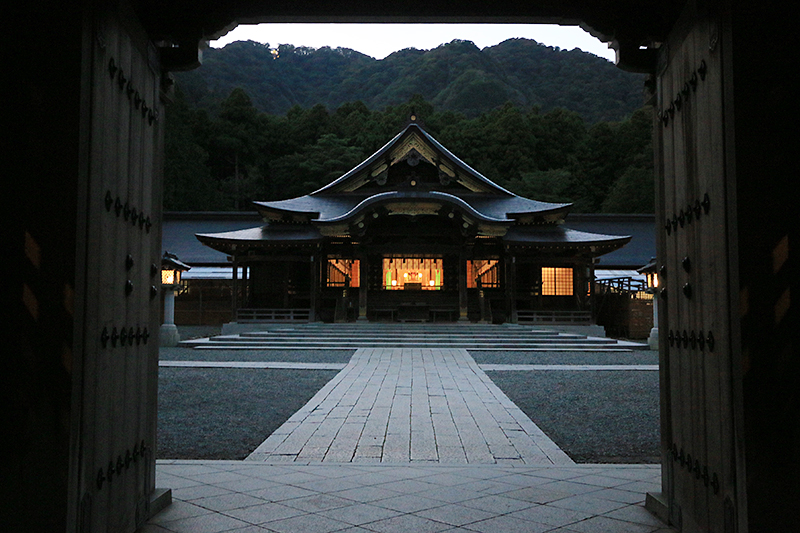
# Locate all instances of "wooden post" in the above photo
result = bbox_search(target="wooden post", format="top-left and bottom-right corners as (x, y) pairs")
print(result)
(357, 254), (368, 321)
(458, 251), (468, 321)
(477, 279), (487, 323)
(242, 264), (249, 308)
(231, 256), (238, 321)
(589, 259), (596, 320)
(505, 254), (517, 323)
(309, 254), (318, 322)
(283, 261), (290, 308)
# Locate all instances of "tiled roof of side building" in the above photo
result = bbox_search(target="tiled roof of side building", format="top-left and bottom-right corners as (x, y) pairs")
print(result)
(566, 214), (656, 268)
(161, 212), (262, 265)
(196, 225), (323, 255)
(503, 225), (631, 250)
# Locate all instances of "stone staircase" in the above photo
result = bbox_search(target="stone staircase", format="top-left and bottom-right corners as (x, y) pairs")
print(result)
(180, 323), (648, 351)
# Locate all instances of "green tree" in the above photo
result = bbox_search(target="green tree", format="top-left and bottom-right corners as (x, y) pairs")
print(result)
(531, 108), (586, 170)
(207, 88), (267, 209)
(163, 89), (219, 210)
(504, 169), (574, 204)
(331, 101), (387, 154)
(163, 84), (655, 213)
(440, 102), (536, 184)
(269, 134), (365, 198)
(601, 167), (655, 213)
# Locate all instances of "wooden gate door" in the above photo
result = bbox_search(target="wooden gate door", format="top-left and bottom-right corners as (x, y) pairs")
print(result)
(69, 6), (164, 532)
(655, 3), (741, 532)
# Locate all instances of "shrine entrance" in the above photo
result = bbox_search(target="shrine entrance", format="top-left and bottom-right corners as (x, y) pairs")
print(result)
(383, 257), (443, 291)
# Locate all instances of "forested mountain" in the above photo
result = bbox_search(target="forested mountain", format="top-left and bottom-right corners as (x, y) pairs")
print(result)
(175, 38), (644, 123)
(166, 38), (654, 214)
(165, 90), (654, 214)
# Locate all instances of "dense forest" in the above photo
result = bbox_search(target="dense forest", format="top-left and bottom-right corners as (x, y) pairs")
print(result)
(165, 39), (654, 213)
(176, 38), (644, 123)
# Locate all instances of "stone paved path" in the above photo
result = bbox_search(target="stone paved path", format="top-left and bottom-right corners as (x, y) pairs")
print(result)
(144, 462), (674, 533)
(246, 348), (572, 465)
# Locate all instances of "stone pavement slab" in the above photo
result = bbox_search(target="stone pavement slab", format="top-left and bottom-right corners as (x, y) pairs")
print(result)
(246, 348), (573, 465)
(141, 461), (675, 532)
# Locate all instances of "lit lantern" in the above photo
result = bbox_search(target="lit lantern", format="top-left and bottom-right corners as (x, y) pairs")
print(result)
(638, 257), (659, 293)
(637, 257), (659, 350)
(161, 251), (190, 288)
(160, 252), (190, 347)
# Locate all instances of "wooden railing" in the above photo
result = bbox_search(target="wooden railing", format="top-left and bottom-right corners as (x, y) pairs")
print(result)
(237, 308), (311, 322)
(595, 277), (648, 295)
(517, 310), (592, 324)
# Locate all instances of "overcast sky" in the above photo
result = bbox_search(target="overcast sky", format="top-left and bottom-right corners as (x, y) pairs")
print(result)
(210, 23), (616, 62)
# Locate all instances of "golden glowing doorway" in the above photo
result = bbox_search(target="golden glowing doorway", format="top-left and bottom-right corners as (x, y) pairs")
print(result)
(383, 257), (443, 290)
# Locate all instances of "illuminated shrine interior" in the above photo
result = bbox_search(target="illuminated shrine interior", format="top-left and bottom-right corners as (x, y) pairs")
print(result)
(325, 257), (510, 290)
(384, 257), (443, 290)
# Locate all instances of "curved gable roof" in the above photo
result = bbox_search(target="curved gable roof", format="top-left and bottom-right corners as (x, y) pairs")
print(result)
(254, 120), (572, 224)
(310, 121), (526, 196)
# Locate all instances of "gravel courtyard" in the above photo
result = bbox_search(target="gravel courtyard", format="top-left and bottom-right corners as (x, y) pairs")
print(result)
(157, 338), (660, 463)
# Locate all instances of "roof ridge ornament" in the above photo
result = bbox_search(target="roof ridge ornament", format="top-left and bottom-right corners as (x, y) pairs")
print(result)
(405, 110), (424, 128)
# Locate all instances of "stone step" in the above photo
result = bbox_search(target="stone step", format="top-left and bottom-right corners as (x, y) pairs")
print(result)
(234, 333), (594, 341)
(179, 323), (648, 351)
(181, 338), (645, 350)
(198, 338), (617, 346)
(188, 340), (615, 347)
(238, 331), (586, 340)
(190, 344), (639, 351)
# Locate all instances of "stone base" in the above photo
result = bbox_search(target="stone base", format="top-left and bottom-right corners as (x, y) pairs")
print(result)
(645, 491), (670, 526)
(159, 324), (180, 347)
(648, 327), (659, 350)
(147, 488), (172, 521)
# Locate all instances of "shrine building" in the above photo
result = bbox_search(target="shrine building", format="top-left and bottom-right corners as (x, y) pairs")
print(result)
(196, 118), (631, 324)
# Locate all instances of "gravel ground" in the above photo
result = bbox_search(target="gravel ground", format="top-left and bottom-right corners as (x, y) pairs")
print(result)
(158, 342), (660, 463)
(485, 369), (661, 463)
(470, 349), (658, 366)
(160, 347), (355, 363)
(157, 367), (339, 459)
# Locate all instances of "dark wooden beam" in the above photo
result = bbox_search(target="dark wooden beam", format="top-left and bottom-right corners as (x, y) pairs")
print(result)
(134, 0), (685, 72)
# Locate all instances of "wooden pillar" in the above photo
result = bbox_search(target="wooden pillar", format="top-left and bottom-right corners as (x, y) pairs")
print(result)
(505, 254), (517, 323)
(458, 251), (468, 321)
(357, 254), (368, 321)
(589, 259), (596, 319)
(242, 264), (249, 308)
(231, 256), (238, 320)
(477, 279), (487, 323)
(309, 253), (319, 322)
(283, 261), (290, 308)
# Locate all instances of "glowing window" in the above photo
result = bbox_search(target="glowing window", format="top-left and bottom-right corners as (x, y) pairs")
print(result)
(326, 259), (359, 287)
(541, 267), (573, 296)
(467, 259), (500, 288)
(383, 257), (442, 290)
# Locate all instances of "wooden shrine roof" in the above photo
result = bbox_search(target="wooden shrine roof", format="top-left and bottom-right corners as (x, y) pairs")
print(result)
(196, 121), (632, 258)
(253, 120), (571, 227)
(169, 212), (653, 267)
